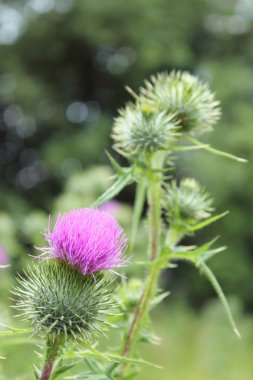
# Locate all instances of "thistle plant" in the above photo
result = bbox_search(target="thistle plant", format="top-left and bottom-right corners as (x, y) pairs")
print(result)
(13, 208), (127, 380)
(1, 70), (246, 380)
(91, 70), (245, 379)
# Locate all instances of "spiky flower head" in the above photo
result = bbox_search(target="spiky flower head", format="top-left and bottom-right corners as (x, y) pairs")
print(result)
(15, 260), (114, 340)
(43, 208), (127, 275)
(139, 71), (221, 134)
(164, 178), (212, 227)
(14, 208), (127, 340)
(112, 104), (178, 157)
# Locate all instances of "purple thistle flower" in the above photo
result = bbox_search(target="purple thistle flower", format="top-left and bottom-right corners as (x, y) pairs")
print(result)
(43, 208), (127, 275)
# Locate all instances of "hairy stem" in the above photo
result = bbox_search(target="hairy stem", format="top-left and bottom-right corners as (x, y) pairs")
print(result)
(129, 180), (146, 254)
(118, 165), (162, 376)
(40, 335), (64, 380)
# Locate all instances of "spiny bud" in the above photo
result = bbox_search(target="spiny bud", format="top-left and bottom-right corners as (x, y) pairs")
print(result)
(14, 260), (114, 340)
(139, 71), (221, 134)
(117, 279), (143, 312)
(112, 104), (178, 157)
(164, 178), (212, 227)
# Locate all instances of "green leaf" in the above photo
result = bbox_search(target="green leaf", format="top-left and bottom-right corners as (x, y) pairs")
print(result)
(168, 242), (240, 338)
(172, 143), (209, 152)
(91, 172), (133, 208)
(66, 347), (161, 369)
(65, 346), (112, 362)
(188, 211), (229, 232)
(105, 151), (125, 176)
(51, 363), (76, 380)
(105, 354), (162, 369)
(34, 366), (40, 380)
(199, 261), (241, 338)
(169, 238), (222, 263)
(151, 291), (170, 308)
(85, 358), (103, 373)
(0, 323), (33, 336)
(186, 137), (247, 163)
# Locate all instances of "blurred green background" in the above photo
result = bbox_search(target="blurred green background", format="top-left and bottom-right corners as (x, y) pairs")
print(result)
(0, 0), (252, 379)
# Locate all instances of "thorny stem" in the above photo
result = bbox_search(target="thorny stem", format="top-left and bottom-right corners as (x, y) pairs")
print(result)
(117, 159), (162, 377)
(40, 335), (64, 380)
(129, 180), (146, 254)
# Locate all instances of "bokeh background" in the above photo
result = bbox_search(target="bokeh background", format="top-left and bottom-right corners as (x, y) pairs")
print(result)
(0, 0), (253, 379)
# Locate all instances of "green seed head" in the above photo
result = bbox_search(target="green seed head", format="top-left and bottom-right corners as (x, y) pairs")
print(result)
(164, 178), (213, 227)
(112, 103), (178, 158)
(139, 71), (221, 134)
(14, 259), (114, 340)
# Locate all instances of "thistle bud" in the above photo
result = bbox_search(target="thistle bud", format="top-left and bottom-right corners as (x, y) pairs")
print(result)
(164, 178), (212, 227)
(14, 208), (127, 341)
(15, 260), (113, 340)
(117, 279), (143, 312)
(112, 104), (178, 157)
(139, 71), (221, 134)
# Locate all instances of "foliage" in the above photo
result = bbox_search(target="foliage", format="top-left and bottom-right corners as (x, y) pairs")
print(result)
(0, 0), (252, 307)
(0, 1), (251, 379)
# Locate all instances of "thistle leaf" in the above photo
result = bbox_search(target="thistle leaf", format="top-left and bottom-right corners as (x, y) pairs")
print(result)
(199, 261), (241, 338)
(188, 211), (229, 232)
(172, 143), (209, 152)
(105, 151), (126, 176)
(51, 363), (76, 380)
(151, 291), (170, 308)
(186, 137), (247, 163)
(67, 348), (161, 369)
(91, 172), (133, 208)
(168, 243), (240, 338)
(34, 367), (40, 380)
(85, 358), (104, 373)
(168, 237), (222, 263)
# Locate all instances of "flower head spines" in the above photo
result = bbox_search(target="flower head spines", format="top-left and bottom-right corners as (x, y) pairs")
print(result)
(14, 260), (114, 340)
(43, 208), (127, 275)
(139, 71), (221, 134)
(112, 103), (178, 157)
(164, 178), (213, 226)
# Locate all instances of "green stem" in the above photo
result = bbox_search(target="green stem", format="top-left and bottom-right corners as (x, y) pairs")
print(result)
(129, 180), (146, 254)
(148, 174), (161, 261)
(40, 335), (64, 380)
(116, 162), (162, 378)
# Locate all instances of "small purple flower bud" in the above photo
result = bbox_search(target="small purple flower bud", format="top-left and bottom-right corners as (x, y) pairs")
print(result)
(43, 208), (127, 275)
(0, 246), (9, 266)
(99, 200), (120, 216)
